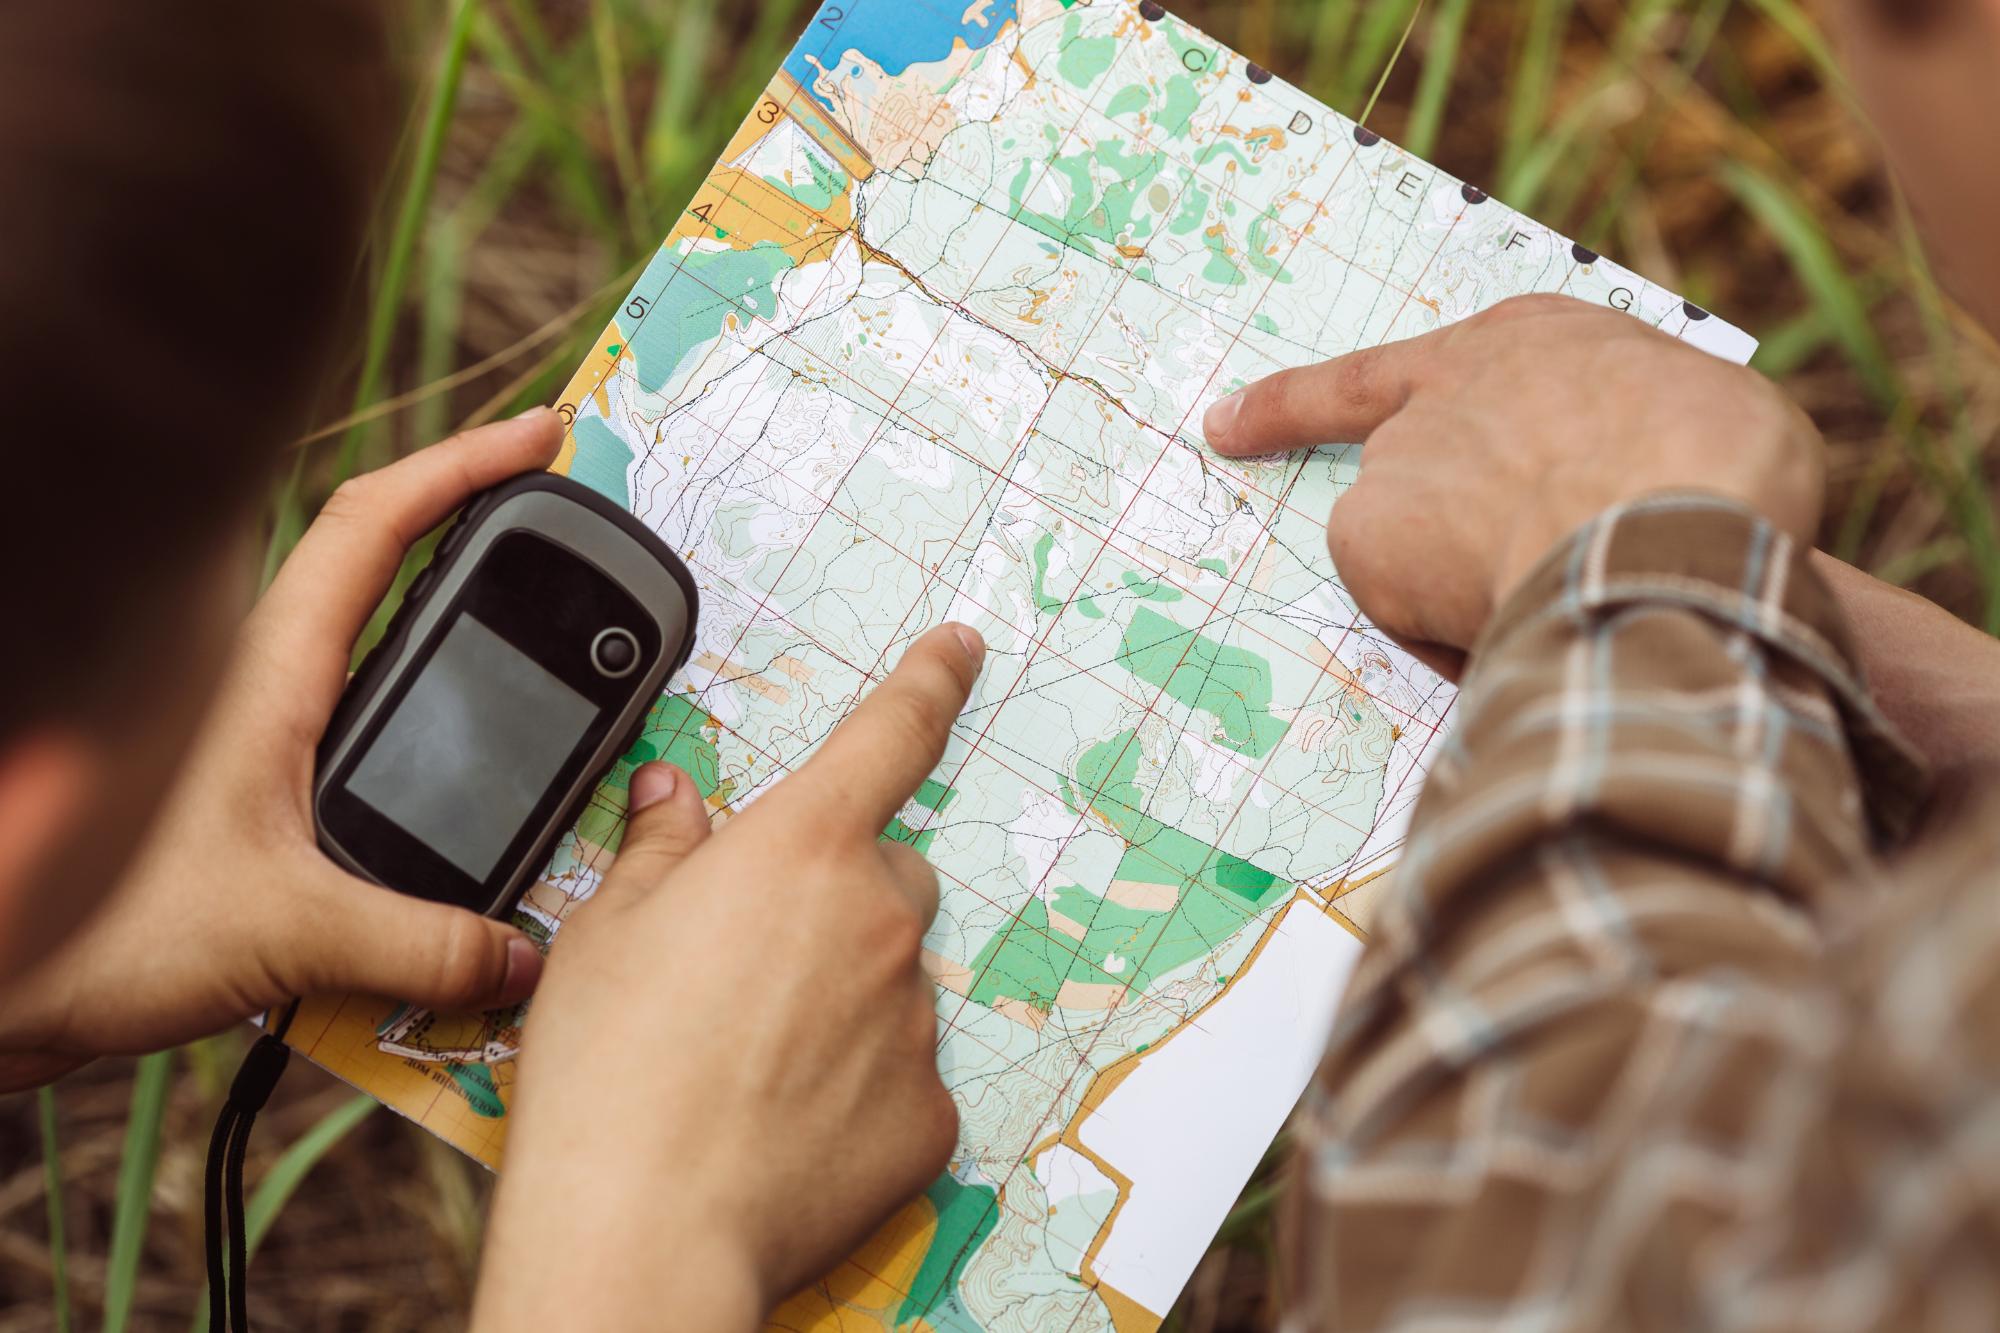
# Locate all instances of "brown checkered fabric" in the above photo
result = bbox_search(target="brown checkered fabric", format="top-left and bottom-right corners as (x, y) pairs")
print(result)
(1283, 494), (2000, 1331)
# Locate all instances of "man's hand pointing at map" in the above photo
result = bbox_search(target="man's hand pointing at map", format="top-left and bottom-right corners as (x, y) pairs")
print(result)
(476, 623), (985, 1331)
(1202, 294), (1825, 677)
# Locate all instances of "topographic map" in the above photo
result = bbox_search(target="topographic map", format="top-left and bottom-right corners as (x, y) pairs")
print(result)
(288, 1), (1754, 1328)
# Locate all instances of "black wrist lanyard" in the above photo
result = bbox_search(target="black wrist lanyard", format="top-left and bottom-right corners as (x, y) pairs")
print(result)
(203, 997), (300, 1333)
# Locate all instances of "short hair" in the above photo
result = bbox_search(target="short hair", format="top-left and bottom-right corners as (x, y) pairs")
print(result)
(0, 1), (392, 740)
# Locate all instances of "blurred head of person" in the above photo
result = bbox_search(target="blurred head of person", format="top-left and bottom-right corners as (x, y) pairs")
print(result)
(1826, 0), (2000, 333)
(0, 0), (391, 973)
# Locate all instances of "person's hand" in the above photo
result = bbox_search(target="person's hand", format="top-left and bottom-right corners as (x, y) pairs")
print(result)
(1203, 295), (1824, 676)
(1813, 552), (2000, 780)
(474, 623), (984, 1331)
(0, 411), (565, 1089)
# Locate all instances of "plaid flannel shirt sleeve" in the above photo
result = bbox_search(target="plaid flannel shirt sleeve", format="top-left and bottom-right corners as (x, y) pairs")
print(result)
(1284, 493), (1955, 1332)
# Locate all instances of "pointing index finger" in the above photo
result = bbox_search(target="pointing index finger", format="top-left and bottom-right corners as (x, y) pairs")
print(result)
(787, 623), (985, 836)
(1202, 332), (1440, 458)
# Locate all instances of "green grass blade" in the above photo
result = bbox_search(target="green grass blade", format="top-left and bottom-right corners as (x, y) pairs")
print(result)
(1710, 35), (1769, 123)
(1239, 0), (1277, 62)
(643, 0), (719, 189)
(263, 1), (478, 587)
(672, 0), (810, 189)
(1499, 82), (1622, 216)
(1213, 1133), (1290, 1246)
(474, 13), (620, 240)
(1540, 0), (1688, 226)
(39, 1086), (72, 1333)
(739, 0), (814, 72)
(415, 1130), (486, 1275)
(1355, 2), (1426, 129)
(1579, 0), (1732, 248)
(330, 0), (480, 485)
(1404, 0), (1473, 161)
(1896, 195), (1982, 473)
(1499, 0), (1575, 185)
(462, 312), (613, 428)
(188, 1095), (378, 1333)
(1720, 161), (1993, 608)
(1874, 536), (1969, 589)
(591, 0), (653, 248)
(183, 1033), (248, 1107)
(1301, 0), (1360, 100)
(1747, 309), (1831, 381)
(1748, 269), (1893, 380)
(101, 1051), (172, 1333)
(1743, 0), (1861, 112)
(257, 452), (314, 590)
(1721, 160), (1900, 410)
(1833, 426), (1907, 565)
(1339, 0), (1421, 112)
(1215, 1177), (1284, 1245)
(498, 0), (558, 71)
(413, 222), (465, 450)
(1500, 0), (1675, 216)
(448, 115), (544, 248)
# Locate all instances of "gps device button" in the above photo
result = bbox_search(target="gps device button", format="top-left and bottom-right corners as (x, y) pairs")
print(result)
(592, 627), (639, 678)
(406, 567), (437, 604)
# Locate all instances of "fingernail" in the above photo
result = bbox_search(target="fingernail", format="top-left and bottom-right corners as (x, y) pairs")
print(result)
(1203, 391), (1243, 446)
(631, 762), (678, 811)
(501, 936), (544, 1001)
(947, 623), (986, 669)
(511, 404), (556, 424)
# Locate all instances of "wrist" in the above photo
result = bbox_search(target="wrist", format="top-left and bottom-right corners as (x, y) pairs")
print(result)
(474, 1224), (765, 1331)
(644, 1224), (768, 1329)
(475, 1150), (769, 1330)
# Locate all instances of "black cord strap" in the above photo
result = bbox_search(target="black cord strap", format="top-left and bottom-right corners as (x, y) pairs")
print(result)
(204, 999), (299, 1333)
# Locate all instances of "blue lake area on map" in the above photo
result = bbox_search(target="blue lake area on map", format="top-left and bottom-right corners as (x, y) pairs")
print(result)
(783, 0), (1019, 105)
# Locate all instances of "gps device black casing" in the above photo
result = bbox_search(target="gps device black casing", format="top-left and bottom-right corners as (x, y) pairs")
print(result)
(312, 471), (698, 920)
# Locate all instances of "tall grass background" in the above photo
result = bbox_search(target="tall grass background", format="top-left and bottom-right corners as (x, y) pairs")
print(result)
(3, 0), (1996, 1328)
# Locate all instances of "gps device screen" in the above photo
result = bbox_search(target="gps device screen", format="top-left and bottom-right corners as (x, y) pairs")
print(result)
(314, 478), (699, 919)
(344, 614), (598, 880)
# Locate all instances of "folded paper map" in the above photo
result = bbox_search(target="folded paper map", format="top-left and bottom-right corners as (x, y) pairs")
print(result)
(286, 2), (1755, 1327)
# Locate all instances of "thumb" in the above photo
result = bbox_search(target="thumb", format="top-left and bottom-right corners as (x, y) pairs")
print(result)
(308, 883), (546, 1012)
(596, 762), (712, 896)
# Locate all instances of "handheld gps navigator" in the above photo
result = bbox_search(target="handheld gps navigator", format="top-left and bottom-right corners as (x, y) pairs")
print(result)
(312, 471), (698, 919)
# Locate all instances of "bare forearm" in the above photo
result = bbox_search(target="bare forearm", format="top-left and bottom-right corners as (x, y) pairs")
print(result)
(1813, 551), (2000, 779)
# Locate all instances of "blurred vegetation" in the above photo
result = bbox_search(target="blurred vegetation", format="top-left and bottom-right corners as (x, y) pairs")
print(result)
(3, 0), (1996, 1329)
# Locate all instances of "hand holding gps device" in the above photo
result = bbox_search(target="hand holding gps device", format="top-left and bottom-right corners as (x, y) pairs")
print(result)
(313, 472), (698, 919)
